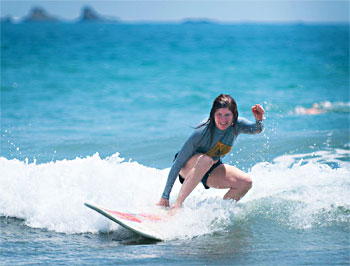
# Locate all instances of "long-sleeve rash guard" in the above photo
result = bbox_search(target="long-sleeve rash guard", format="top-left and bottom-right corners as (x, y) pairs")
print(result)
(161, 117), (264, 200)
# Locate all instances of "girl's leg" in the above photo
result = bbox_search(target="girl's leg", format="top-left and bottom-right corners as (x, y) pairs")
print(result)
(172, 153), (214, 208)
(206, 164), (252, 201)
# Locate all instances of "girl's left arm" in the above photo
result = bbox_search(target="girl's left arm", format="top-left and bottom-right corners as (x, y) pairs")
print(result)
(237, 104), (265, 134)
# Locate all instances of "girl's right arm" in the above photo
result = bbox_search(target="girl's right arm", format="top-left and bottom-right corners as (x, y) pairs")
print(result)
(159, 129), (203, 202)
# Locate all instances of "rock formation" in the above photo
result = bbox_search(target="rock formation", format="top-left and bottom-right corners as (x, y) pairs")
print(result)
(23, 7), (59, 22)
(79, 6), (103, 22)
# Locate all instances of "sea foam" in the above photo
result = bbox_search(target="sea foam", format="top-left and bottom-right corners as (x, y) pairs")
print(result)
(0, 149), (349, 239)
(294, 101), (350, 115)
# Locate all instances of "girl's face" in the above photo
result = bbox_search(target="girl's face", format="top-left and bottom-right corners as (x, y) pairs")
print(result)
(214, 108), (233, 130)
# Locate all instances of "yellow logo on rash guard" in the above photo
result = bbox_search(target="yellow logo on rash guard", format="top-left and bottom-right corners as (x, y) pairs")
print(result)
(206, 141), (232, 157)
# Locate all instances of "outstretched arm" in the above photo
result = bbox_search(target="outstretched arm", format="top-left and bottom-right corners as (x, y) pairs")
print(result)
(237, 104), (265, 134)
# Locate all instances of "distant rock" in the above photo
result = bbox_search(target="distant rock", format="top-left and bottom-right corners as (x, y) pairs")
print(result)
(79, 6), (103, 22)
(78, 6), (120, 23)
(23, 7), (59, 22)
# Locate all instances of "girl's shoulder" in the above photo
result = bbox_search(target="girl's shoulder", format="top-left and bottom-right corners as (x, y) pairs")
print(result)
(192, 123), (209, 136)
(188, 122), (210, 143)
(236, 117), (249, 126)
(234, 117), (249, 133)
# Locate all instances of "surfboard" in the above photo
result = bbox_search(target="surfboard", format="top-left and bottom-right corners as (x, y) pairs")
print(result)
(84, 202), (163, 241)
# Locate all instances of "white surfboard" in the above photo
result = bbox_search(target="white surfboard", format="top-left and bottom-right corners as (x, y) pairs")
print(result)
(84, 202), (164, 241)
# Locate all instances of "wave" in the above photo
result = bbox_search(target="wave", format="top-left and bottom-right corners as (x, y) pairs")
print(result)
(0, 149), (349, 240)
(242, 150), (350, 229)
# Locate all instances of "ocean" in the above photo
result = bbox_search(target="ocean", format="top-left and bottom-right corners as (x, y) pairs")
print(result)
(1, 22), (349, 265)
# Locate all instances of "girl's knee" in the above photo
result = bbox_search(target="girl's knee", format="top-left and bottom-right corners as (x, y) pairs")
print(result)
(197, 154), (214, 166)
(233, 173), (252, 190)
(243, 175), (253, 190)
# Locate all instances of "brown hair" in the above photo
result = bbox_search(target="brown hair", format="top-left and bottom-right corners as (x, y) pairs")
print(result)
(198, 94), (238, 145)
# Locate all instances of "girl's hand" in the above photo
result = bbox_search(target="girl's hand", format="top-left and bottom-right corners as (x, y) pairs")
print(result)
(156, 198), (170, 207)
(252, 104), (265, 121)
(169, 203), (182, 215)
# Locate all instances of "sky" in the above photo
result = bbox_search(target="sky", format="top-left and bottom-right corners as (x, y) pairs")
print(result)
(1, 0), (349, 23)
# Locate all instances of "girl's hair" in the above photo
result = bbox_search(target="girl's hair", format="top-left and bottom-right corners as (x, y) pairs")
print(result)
(197, 94), (238, 145)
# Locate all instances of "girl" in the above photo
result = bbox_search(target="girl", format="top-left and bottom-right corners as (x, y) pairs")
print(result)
(157, 94), (265, 210)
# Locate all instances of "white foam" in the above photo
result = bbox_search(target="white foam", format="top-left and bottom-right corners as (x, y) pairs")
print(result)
(0, 153), (168, 234)
(293, 101), (350, 115)
(0, 149), (349, 239)
(245, 149), (350, 229)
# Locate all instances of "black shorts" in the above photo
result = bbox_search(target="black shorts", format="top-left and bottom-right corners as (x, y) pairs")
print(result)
(175, 153), (222, 189)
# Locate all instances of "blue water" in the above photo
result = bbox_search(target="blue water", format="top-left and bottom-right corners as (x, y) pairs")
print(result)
(1, 22), (349, 265)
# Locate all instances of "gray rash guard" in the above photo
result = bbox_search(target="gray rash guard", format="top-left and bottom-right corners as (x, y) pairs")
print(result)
(161, 117), (264, 200)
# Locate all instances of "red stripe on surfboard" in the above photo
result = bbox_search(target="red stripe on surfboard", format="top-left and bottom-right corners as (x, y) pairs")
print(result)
(102, 208), (162, 223)
(104, 209), (142, 223)
(138, 213), (161, 221)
